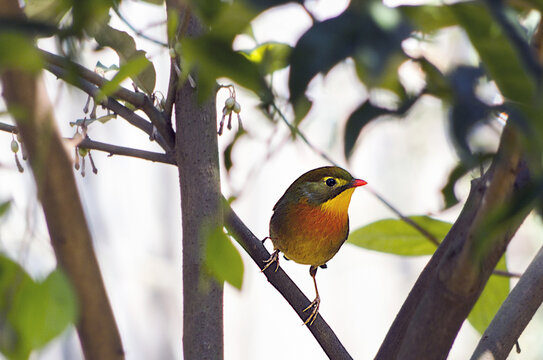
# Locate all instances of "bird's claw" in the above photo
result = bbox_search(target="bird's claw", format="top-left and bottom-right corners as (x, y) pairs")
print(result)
(262, 249), (280, 272)
(303, 296), (320, 326)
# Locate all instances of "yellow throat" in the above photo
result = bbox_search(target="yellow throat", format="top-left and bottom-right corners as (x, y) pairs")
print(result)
(319, 187), (356, 215)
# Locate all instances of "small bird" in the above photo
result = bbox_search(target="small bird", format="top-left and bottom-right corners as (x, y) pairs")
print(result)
(263, 166), (367, 325)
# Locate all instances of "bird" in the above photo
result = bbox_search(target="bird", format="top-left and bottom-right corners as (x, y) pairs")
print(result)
(262, 166), (367, 325)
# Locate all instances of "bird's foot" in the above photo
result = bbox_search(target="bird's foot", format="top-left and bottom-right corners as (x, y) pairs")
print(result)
(261, 236), (270, 244)
(261, 249), (280, 272)
(303, 296), (320, 326)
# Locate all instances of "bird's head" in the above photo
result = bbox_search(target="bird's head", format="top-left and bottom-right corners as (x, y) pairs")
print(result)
(275, 166), (367, 214)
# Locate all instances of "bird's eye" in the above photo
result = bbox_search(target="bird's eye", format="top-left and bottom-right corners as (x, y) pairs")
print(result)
(325, 178), (336, 187)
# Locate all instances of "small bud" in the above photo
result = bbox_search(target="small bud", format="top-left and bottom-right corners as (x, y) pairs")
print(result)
(78, 147), (89, 157)
(223, 106), (232, 116)
(225, 97), (235, 109)
(233, 101), (241, 114)
(10, 139), (19, 153)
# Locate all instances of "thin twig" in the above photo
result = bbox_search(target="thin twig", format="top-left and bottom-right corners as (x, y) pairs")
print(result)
(492, 269), (522, 278)
(163, 56), (178, 123)
(0, 122), (16, 133)
(112, 4), (168, 47)
(78, 137), (176, 165)
(270, 102), (338, 165)
(366, 187), (440, 246)
(0, 122), (174, 164)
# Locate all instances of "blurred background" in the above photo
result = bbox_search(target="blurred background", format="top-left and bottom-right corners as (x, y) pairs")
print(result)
(0, 0), (542, 359)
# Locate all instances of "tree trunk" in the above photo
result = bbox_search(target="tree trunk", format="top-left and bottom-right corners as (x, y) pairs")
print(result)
(0, 1), (124, 359)
(174, 13), (224, 360)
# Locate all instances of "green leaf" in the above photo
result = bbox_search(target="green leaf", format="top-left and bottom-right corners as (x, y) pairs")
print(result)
(70, 114), (116, 127)
(241, 42), (292, 75)
(95, 61), (119, 73)
(449, 2), (536, 107)
(13, 270), (77, 354)
(400, 5), (458, 33)
(348, 216), (452, 256)
(344, 95), (419, 159)
(416, 57), (451, 100)
(181, 35), (272, 103)
(167, 9), (179, 44)
(467, 256), (510, 334)
(190, 0), (257, 42)
(289, 4), (410, 109)
(97, 56), (151, 99)
(344, 101), (391, 159)
(24, 0), (71, 26)
(91, 22), (156, 94)
(0, 255), (77, 360)
(0, 201), (11, 218)
(0, 33), (43, 73)
(203, 225), (244, 289)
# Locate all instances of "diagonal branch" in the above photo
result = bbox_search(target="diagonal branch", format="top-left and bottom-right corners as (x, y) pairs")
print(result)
(41, 50), (176, 150)
(224, 204), (353, 360)
(470, 245), (543, 360)
(45, 63), (172, 150)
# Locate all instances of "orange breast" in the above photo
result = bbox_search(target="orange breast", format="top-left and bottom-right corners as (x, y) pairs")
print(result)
(270, 201), (349, 266)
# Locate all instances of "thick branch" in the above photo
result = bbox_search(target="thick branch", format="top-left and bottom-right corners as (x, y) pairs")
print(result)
(0, 1), (124, 359)
(376, 123), (531, 360)
(471, 246), (543, 360)
(224, 205), (353, 360)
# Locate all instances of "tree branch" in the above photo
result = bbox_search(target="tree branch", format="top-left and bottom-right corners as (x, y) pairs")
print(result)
(224, 204), (353, 360)
(376, 123), (532, 360)
(41, 50), (175, 150)
(470, 245), (543, 360)
(44, 62), (173, 150)
(0, 122), (175, 164)
(78, 137), (176, 165)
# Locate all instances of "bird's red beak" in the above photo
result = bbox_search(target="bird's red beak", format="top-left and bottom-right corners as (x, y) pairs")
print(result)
(351, 179), (367, 187)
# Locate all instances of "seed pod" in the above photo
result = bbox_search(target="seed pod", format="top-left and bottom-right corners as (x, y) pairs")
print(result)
(233, 101), (241, 114)
(225, 96), (236, 109)
(78, 147), (89, 157)
(10, 139), (19, 153)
